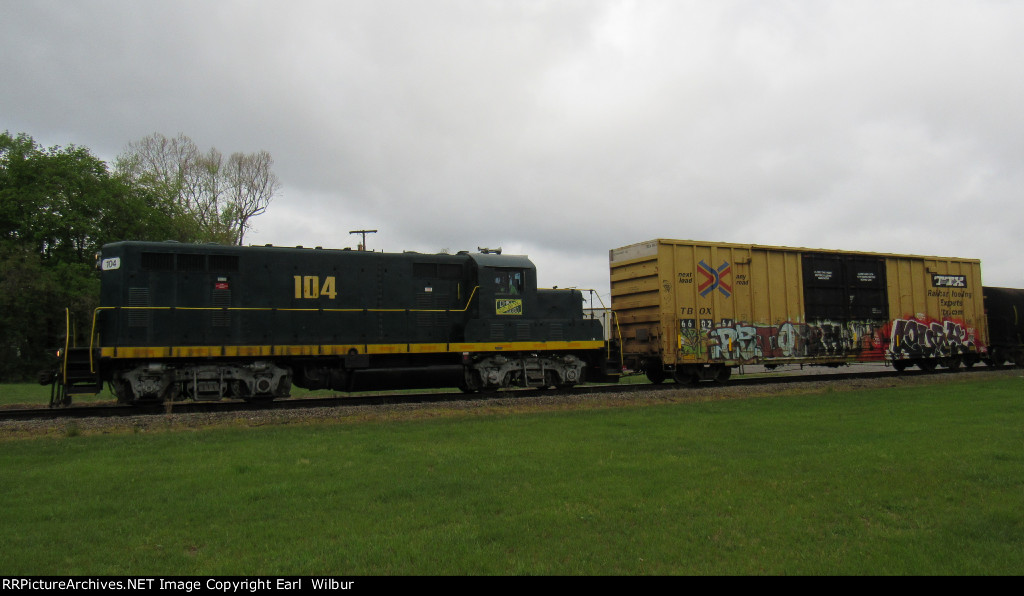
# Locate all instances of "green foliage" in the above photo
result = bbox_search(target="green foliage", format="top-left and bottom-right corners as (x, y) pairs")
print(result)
(0, 131), (202, 380)
(0, 130), (279, 380)
(0, 248), (78, 379)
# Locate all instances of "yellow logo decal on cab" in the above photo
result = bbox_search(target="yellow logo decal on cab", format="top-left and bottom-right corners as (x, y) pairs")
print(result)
(496, 299), (523, 315)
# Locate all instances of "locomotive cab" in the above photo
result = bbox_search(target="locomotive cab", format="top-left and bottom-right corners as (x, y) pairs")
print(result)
(458, 253), (610, 389)
(464, 253), (538, 341)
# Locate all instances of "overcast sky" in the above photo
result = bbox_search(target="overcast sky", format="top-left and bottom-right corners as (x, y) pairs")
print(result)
(3, 0), (1023, 297)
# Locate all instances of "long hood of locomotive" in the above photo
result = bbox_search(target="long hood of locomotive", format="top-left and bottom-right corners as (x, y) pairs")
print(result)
(93, 241), (604, 358)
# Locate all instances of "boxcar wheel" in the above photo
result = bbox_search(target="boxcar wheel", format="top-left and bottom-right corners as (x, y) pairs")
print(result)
(672, 368), (698, 385)
(646, 367), (666, 384)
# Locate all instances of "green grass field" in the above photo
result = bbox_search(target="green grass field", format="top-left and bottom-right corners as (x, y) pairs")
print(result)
(1, 373), (1022, 575)
(0, 382), (111, 406)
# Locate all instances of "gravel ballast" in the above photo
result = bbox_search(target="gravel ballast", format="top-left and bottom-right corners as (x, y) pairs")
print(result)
(2, 368), (1020, 440)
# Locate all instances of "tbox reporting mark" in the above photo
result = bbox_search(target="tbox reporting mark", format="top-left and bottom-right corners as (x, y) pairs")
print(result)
(698, 260), (732, 298)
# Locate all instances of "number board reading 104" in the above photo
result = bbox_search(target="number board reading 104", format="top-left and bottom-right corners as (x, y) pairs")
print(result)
(293, 275), (337, 299)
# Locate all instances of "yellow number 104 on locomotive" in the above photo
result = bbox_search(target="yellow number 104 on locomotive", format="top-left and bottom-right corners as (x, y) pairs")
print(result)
(293, 275), (337, 300)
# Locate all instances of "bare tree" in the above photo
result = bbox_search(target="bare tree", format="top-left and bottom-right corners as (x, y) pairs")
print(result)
(116, 133), (280, 245)
(225, 150), (280, 245)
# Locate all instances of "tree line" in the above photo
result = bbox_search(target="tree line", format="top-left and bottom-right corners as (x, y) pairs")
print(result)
(0, 131), (280, 381)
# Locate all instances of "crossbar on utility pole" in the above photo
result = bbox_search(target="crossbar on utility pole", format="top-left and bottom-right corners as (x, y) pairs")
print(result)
(349, 229), (377, 251)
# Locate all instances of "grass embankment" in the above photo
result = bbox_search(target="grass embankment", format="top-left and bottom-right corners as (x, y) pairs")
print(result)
(0, 384), (368, 407)
(0, 376), (651, 407)
(1, 374), (1022, 575)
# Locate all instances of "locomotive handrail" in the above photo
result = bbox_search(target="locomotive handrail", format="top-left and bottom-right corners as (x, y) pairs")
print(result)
(62, 307), (71, 386)
(576, 288), (625, 371)
(86, 286), (481, 371)
(89, 307), (107, 373)
(610, 309), (624, 369)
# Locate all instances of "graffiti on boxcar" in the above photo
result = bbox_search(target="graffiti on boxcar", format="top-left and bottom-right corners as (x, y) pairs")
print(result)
(681, 319), (889, 362)
(888, 317), (976, 359)
(707, 323), (760, 360)
(681, 316), (979, 363)
(678, 322), (705, 358)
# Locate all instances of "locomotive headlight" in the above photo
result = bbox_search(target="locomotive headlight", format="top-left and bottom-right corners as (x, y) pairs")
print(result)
(94, 252), (102, 270)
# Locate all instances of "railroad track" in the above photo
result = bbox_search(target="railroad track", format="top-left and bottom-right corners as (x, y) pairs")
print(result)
(2, 364), (1003, 425)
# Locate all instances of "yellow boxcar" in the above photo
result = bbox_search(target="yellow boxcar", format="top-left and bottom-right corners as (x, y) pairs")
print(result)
(609, 239), (988, 383)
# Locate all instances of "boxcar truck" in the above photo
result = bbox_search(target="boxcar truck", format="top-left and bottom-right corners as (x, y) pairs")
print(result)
(609, 239), (988, 383)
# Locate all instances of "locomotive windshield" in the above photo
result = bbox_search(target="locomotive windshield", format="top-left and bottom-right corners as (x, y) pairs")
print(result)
(493, 269), (524, 295)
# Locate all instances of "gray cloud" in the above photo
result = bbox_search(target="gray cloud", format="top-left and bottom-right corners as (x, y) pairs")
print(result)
(3, 0), (1023, 294)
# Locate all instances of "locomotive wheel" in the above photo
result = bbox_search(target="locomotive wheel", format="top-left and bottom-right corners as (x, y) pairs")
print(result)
(542, 370), (564, 390)
(460, 370), (483, 393)
(714, 366), (732, 383)
(559, 366), (584, 389)
(917, 359), (937, 372)
(892, 360), (908, 372)
(111, 379), (135, 404)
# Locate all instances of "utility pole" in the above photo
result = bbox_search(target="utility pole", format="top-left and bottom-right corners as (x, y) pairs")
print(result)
(349, 229), (377, 251)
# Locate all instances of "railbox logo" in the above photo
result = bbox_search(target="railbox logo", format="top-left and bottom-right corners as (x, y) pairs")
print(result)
(698, 260), (732, 298)
(932, 274), (967, 288)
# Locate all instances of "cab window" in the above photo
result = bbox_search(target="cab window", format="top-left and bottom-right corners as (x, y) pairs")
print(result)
(493, 269), (524, 295)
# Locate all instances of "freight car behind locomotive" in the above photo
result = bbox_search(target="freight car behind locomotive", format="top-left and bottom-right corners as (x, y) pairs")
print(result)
(983, 286), (1024, 367)
(62, 241), (612, 403)
(610, 239), (989, 383)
